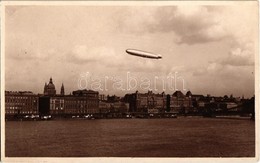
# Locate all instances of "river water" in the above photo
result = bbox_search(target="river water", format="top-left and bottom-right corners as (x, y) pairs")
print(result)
(5, 117), (255, 157)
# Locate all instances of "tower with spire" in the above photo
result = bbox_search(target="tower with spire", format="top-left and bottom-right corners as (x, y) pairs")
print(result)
(60, 83), (65, 96)
(44, 82), (47, 94)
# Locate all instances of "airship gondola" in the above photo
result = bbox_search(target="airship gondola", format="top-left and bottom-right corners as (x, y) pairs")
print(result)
(126, 49), (162, 59)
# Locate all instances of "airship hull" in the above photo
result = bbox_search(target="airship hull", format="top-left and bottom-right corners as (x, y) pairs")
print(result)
(126, 49), (162, 59)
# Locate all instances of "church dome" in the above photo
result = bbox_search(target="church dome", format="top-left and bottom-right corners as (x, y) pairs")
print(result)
(47, 78), (55, 89)
(44, 77), (56, 96)
(47, 83), (55, 89)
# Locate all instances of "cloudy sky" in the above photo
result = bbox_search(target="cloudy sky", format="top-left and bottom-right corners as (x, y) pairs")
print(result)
(5, 3), (258, 97)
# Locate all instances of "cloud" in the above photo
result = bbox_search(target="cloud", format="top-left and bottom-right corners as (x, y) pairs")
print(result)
(117, 7), (159, 34)
(67, 45), (125, 66)
(155, 6), (230, 45)
(192, 60), (254, 79)
(67, 44), (169, 74)
(212, 40), (255, 67)
(192, 62), (221, 77)
(5, 39), (52, 61)
(220, 48), (254, 66)
(118, 6), (230, 45)
(119, 5), (257, 46)
(190, 61), (254, 97)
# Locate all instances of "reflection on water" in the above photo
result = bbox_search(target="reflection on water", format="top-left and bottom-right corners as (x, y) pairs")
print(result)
(5, 118), (255, 157)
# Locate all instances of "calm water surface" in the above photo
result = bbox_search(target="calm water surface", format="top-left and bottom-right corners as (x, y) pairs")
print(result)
(5, 117), (255, 157)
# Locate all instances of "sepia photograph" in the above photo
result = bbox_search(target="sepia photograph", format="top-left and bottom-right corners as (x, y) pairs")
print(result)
(1, 1), (259, 162)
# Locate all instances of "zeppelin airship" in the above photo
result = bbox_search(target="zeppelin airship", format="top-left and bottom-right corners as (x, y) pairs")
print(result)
(126, 49), (162, 59)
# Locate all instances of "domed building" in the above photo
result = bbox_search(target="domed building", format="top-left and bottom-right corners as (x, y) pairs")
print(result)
(44, 77), (56, 96)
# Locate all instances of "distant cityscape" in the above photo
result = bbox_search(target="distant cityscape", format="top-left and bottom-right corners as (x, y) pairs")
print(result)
(5, 77), (255, 120)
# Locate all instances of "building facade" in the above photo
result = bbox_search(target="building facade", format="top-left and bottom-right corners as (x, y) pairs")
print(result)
(6, 76), (249, 118)
(5, 77), (100, 117)
(99, 101), (129, 114)
(125, 91), (167, 113)
(125, 90), (193, 114)
(170, 91), (193, 113)
(41, 89), (100, 115)
(50, 96), (65, 114)
(5, 91), (38, 115)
